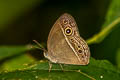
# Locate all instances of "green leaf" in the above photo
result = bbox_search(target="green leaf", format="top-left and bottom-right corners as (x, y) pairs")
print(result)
(0, 0), (44, 30)
(87, 0), (120, 44)
(1, 54), (35, 72)
(0, 58), (120, 80)
(116, 48), (120, 68)
(0, 70), (93, 80)
(0, 45), (32, 60)
(0, 0), (120, 80)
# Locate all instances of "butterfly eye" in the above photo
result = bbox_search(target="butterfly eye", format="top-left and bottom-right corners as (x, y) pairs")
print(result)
(65, 27), (73, 36)
(70, 38), (74, 42)
(63, 19), (68, 25)
(78, 46), (80, 48)
(77, 46), (82, 53)
(78, 49), (82, 53)
(70, 21), (75, 27)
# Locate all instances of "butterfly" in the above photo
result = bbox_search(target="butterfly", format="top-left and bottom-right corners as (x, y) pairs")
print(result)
(33, 13), (90, 71)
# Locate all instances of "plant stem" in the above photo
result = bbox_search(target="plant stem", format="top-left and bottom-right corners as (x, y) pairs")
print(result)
(86, 17), (120, 45)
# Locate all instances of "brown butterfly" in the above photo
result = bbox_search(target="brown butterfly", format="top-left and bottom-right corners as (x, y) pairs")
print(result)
(34, 13), (90, 71)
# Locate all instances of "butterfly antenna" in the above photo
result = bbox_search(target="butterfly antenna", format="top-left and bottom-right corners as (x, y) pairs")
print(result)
(33, 40), (46, 52)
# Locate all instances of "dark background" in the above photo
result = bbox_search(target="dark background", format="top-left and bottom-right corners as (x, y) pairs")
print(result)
(1, 0), (119, 65)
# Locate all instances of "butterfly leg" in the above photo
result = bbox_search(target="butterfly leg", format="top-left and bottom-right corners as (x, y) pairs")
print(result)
(59, 64), (64, 71)
(48, 61), (52, 72)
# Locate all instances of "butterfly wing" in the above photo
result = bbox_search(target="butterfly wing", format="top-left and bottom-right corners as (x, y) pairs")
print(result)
(45, 13), (90, 65)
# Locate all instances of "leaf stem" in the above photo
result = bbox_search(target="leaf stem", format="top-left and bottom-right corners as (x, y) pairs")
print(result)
(86, 17), (120, 45)
(77, 70), (96, 80)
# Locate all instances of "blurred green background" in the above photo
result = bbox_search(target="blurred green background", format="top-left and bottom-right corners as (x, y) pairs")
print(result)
(0, 0), (120, 79)
(0, 0), (116, 63)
